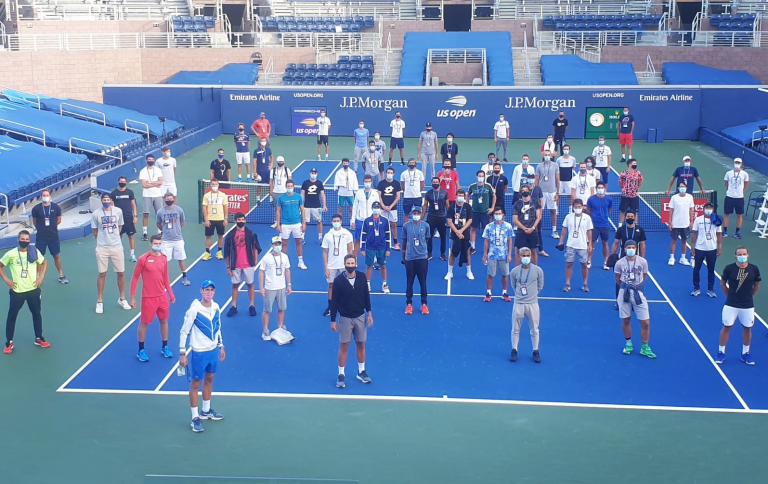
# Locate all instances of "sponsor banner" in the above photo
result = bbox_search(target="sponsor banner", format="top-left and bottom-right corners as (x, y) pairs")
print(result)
(291, 107), (325, 136)
(660, 197), (710, 224)
(206, 188), (250, 212)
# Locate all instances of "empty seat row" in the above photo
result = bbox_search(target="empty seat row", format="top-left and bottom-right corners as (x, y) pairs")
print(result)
(711, 13), (757, 25)
(285, 59), (374, 72)
(282, 80), (372, 86)
(261, 15), (375, 31)
(716, 21), (756, 31)
(284, 71), (373, 81)
(543, 14), (662, 27)
(554, 21), (645, 31)
(171, 15), (215, 30)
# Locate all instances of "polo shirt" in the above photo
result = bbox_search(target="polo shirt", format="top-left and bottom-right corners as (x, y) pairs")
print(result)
(401, 220), (430, 261)
(468, 183), (494, 214)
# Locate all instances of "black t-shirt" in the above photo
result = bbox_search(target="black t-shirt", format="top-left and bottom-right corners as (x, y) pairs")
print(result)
(210, 159), (232, 181)
(377, 179), (401, 208)
(487, 174), (508, 207)
(301, 179), (324, 209)
(512, 198), (541, 230)
(31, 202), (62, 240)
(723, 262), (761, 309)
(553, 117), (568, 136)
(111, 188), (135, 217)
(614, 223), (647, 256)
(447, 202), (473, 235)
(424, 189), (448, 217)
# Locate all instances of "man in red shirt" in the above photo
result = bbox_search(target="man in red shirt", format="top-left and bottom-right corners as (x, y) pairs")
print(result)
(251, 112), (272, 146)
(438, 161), (459, 202)
(130, 234), (176, 362)
(223, 212), (263, 317)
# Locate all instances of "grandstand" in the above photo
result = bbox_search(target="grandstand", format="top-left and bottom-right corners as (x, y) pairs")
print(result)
(5, 0), (192, 21)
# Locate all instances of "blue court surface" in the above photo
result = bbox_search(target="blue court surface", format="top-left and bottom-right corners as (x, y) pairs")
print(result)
(58, 161), (768, 413)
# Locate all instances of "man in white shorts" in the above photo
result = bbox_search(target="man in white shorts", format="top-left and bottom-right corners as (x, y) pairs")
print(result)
(92, 193), (130, 314)
(259, 236), (291, 341)
(535, 149), (560, 239)
(557, 198), (593, 293)
(556, 145), (577, 197)
(322, 214), (354, 317)
(614, 240), (655, 359)
(715, 246), (761, 365)
(156, 193), (190, 286)
(591, 136), (612, 187)
(223, 212), (262, 317)
(377, 166), (401, 251)
(139, 154), (164, 242)
(301, 168), (328, 245)
(158, 146), (177, 197)
(316, 109), (331, 161)
(275, 179), (307, 270)
(233, 122), (251, 182)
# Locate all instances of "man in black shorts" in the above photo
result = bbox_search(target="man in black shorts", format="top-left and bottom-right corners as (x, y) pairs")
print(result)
(512, 184), (542, 265)
(610, 209), (647, 309)
(445, 189), (474, 280)
(31, 189), (68, 284)
(111, 177), (139, 263)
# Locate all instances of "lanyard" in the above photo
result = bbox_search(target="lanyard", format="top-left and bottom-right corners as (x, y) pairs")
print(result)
(521, 267), (531, 285)
(578, 175), (587, 190)
(146, 167), (157, 182)
(333, 233), (342, 249)
(629, 258), (636, 277)
(495, 224), (506, 240)
(703, 217), (713, 236)
(574, 214), (583, 233)
(43, 204), (51, 219)
(272, 253), (283, 270)
(625, 225), (635, 242)
(372, 217), (383, 233)
(490, 175), (501, 190)
(17, 250), (28, 271)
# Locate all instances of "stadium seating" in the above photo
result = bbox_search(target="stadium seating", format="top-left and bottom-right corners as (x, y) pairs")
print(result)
(662, 62), (760, 85)
(540, 55), (638, 85)
(542, 14), (663, 31)
(167, 64), (260, 85)
(283, 56), (374, 85)
(260, 16), (375, 32)
(170, 15), (215, 32)
(709, 13), (757, 31)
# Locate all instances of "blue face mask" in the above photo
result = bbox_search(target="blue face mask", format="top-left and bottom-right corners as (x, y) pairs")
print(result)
(151, 244), (163, 252)
(386, 173), (394, 180)
(521, 257), (531, 265)
(477, 177), (484, 184)
(310, 174), (317, 180)
(704, 209), (713, 216)
(364, 182), (372, 189)
(626, 249), (636, 257)
(287, 188), (294, 194)
(737, 255), (748, 263)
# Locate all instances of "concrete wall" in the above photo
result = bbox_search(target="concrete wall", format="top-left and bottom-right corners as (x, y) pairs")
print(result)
(430, 63), (483, 85)
(6, 20), (166, 34)
(471, 19), (533, 48)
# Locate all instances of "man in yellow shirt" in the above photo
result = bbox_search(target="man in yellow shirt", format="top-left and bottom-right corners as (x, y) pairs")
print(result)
(0, 230), (49, 354)
(202, 179), (229, 261)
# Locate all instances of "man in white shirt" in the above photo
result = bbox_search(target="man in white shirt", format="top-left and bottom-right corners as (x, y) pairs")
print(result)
(668, 182), (694, 266)
(269, 156), (293, 228)
(480, 153), (504, 176)
(389, 111), (406, 166)
(259, 236), (292, 341)
(351, 174), (381, 255)
(557, 198), (593, 293)
(584, 156), (602, 184)
(690, 202), (722, 298)
(591, 136), (612, 186)
(158, 146), (177, 196)
(316, 109), (331, 161)
(556, 147), (577, 196)
(510, 155), (536, 204)
(493, 113), (510, 162)
(722, 157), (749, 239)
(322, 214), (354, 317)
(400, 158), (425, 224)
(570, 161), (596, 203)
(334, 158), (359, 225)
(139, 154), (164, 241)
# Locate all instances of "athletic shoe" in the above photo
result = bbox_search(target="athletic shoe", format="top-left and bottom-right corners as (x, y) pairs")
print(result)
(551, 231), (560, 239)
(298, 261), (308, 270)
(141, 233), (148, 242)
(707, 290), (717, 298)
(199, 409), (224, 420)
(130, 254), (137, 262)
(202, 252), (212, 261)
(325, 154), (329, 161)
(58, 275), (69, 284)
(509, 348), (518, 362)
(735, 230), (742, 240)
(405, 304), (413, 315)
(668, 257), (675, 266)
(691, 289), (701, 297)
(722, 229), (728, 238)
(427, 254), (433, 261)
(95, 302), (104, 314)
(137, 349), (149, 362)
(191, 417), (204, 433)
(161, 346), (173, 358)
(586, 261), (592, 270)
(613, 303), (619, 311)
(382, 284), (390, 294)
(622, 340), (633, 355)
(440, 255), (447, 261)
(640, 344), (657, 359)
(246, 176), (251, 183)
(581, 284), (589, 293)
(249, 305), (257, 316)
(270, 221), (278, 229)
(532, 350), (541, 363)
(741, 353), (755, 365)
(118, 299), (131, 310)
(483, 294), (492, 302)
(679, 257), (691, 266)
(503, 158), (508, 163)
(216, 250), (223, 260)
(466, 271), (474, 280)
(401, 160), (405, 166)
(336, 374), (346, 388)
(227, 306), (238, 317)
(357, 371), (372, 384)
(3, 342), (13, 354)
(502, 293), (512, 302)
(602, 264), (609, 271)
(715, 351), (725, 364)
(444, 272), (453, 280)
(393, 243), (401, 251)
(237, 177), (242, 182)
(35, 338), (50, 348)
(421, 304), (429, 315)
(322, 307), (331, 317)
(262, 331), (272, 341)
(182, 276), (191, 286)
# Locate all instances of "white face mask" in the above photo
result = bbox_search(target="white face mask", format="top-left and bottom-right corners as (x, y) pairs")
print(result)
(369, 146), (376, 152)
(624, 111), (629, 115)
(493, 214), (503, 222)
(499, 117), (504, 122)
(320, 113), (326, 117)
(373, 209), (381, 216)
(42, 196), (51, 203)
(273, 246), (282, 253)
(734, 164), (742, 170)
(310, 174), (317, 180)
(260, 141), (267, 146)
(412, 215), (421, 222)
(457, 196), (465, 203)
(563, 150), (570, 155)
(574, 208), (583, 215)
(163, 152), (170, 158)
(477, 177), (484, 184)
(598, 140), (605, 146)
(684, 162), (691, 168)
(521, 256), (531, 265)
(332, 222), (341, 229)
(359, 124), (364, 129)
(211, 186), (219, 192)
(447, 138), (453, 143)
(375, 134), (380, 140)
(597, 189), (605, 195)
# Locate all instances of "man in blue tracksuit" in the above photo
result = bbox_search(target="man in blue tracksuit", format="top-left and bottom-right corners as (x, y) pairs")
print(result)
(360, 201), (391, 294)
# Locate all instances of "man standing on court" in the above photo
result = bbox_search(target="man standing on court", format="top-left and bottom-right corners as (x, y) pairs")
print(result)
(112, 177), (139, 263)
(93, 193), (131, 314)
(512, 186), (541, 266)
(536, 150), (560, 239)
(483, 207), (515, 302)
(402, 207), (430, 315)
(389, 111), (406, 166)
(334, 158), (358, 226)
(511, 156), (535, 204)
(400, 158), (424, 225)
(610, 209), (647, 310)
(556, 145), (576, 199)
(351, 175), (381, 255)
(591, 136), (612, 186)
(417, 122), (438, 179)
(179, 279), (226, 433)
(223, 212), (262, 317)
(1, 230), (49, 354)
(233, 123), (251, 183)
(722, 158), (749, 239)
(330, 254), (373, 388)
(617, 107), (635, 162)
(276, 179), (307, 270)
(614, 240), (655, 359)
(439, 161), (459, 205)
(31, 189), (68, 283)
(440, 133), (459, 169)
(156, 193), (190, 286)
(252, 138), (272, 186)
(210, 148), (232, 183)
(585, 181), (612, 270)
(715, 246), (761, 365)
(364, 139), (383, 187)
(251, 111), (271, 146)
(423, 177), (448, 261)
(322, 214), (355, 317)
(377, 167), (401, 251)
(509, 247), (544, 363)
(690, 202), (722, 298)
(618, 159), (642, 226)
(268, 156), (292, 228)
(316, 109), (331, 161)
(446, 189), (474, 282)
(552, 110), (568, 156)
(558, 198), (593, 293)
(352, 120), (369, 171)
(139, 154), (163, 242)
(130, 234), (175, 362)
(468, 170), (496, 255)
(494, 113), (510, 162)
(201, 179), (228, 261)
(487, 162), (509, 211)
(570, 161), (596, 205)
(361, 202), (391, 293)
(159, 146), (178, 196)
(301, 167), (327, 245)
(666, 156), (704, 196)
(668, 181), (694, 266)
(259, 236), (292, 341)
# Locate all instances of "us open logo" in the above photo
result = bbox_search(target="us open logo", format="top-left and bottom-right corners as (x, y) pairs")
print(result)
(437, 96), (476, 120)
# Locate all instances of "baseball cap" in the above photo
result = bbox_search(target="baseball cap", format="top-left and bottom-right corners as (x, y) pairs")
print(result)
(372, 201), (382, 209)
(200, 279), (216, 289)
(425, 122), (432, 127)
(734, 157), (743, 164)
(276, 155), (285, 162)
(624, 240), (637, 248)
(260, 111), (265, 115)
(683, 155), (691, 161)
(271, 236), (282, 244)
(411, 206), (422, 213)
(310, 167), (318, 173)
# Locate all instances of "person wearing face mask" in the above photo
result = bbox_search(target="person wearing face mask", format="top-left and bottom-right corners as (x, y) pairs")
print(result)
(301, 168), (328, 245)
(591, 136), (612, 186)
(583, 156), (601, 184)
(439, 162), (460, 203)
(223, 212), (263, 318)
(377, 167), (402, 251)
(440, 132), (459, 169)
(352, 120), (370, 171)
(614, 240), (655, 359)
(156, 193), (190, 286)
(552, 110), (568, 156)
(690, 202), (722, 298)
(512, 186), (542, 267)
(334, 158), (358, 225)
(361, 202), (391, 293)
(540, 134), (556, 158)
(32, 188), (68, 283)
(488, 162), (509, 211)
(468, 170), (496, 255)
(112, 177), (139, 263)
(511, 156), (535, 204)
(493, 114), (510, 162)
(402, 206), (431, 315)
(1, 230), (49, 354)
(610, 209), (646, 309)
(446, 189), (474, 281)
(423, 177), (448, 261)
(251, 111), (271, 145)
(352, 175), (381, 255)
(139, 154), (164, 242)
(556, 145), (576, 197)
(373, 131), (387, 175)
(570, 161), (596, 209)
(480, 153), (504, 177)
(483, 207), (515, 302)
(716, 246), (761, 365)
(525, 174), (548, 258)
(618, 159), (642, 226)
(129, 234), (176, 362)
(535, 150), (560, 239)
(210, 148), (232, 183)
(259, 236), (292, 341)
(389, 111), (406, 166)
(276, 179), (307, 270)
(92, 193), (129, 314)
(330, 254), (374, 388)
(417, 122), (438, 179)
(316, 109), (332, 161)
(617, 107), (634, 162)
(666, 155), (703, 196)
(252, 138), (272, 185)
(234, 124), (251, 183)
(557, 199), (593, 293)
(269, 155), (293, 229)
(179, 279), (226, 433)
(201, 179), (228, 261)
(400, 158), (425, 225)
(509, 247), (545, 363)
(158, 146), (178, 196)
(322, 214), (355, 317)
(667, 181), (694, 266)
(722, 157), (749, 239)
(364, 140), (383, 187)
(585, 181), (613, 270)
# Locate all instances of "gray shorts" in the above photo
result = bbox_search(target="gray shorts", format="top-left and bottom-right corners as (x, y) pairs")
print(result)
(487, 259), (510, 277)
(304, 207), (323, 223)
(326, 267), (343, 284)
(565, 246), (588, 264)
(143, 196), (163, 214)
(670, 227), (690, 240)
(339, 314), (367, 344)
(617, 288), (650, 320)
(231, 266), (255, 285)
(263, 288), (287, 313)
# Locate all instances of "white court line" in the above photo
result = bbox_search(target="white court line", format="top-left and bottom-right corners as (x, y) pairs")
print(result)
(145, 475), (358, 483)
(55, 387), (768, 414)
(321, 160), (342, 186)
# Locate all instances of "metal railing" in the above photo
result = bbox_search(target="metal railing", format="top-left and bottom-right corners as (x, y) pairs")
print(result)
(61, 102), (106, 126)
(517, 2), (630, 18)
(538, 28), (768, 48)
(523, 32), (531, 81)
(69, 138), (123, 164)
(0, 119), (47, 146)
(0, 193), (11, 229)
(31, 4), (121, 21)
(646, 53), (655, 74)
(124, 119), (151, 145)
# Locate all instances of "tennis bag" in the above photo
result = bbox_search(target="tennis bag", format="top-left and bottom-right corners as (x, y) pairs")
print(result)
(270, 327), (295, 345)
(606, 253), (620, 268)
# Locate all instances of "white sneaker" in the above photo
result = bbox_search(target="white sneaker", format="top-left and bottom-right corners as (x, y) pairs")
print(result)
(551, 231), (560, 239)
(434, 231), (440, 238)
(382, 284), (390, 294)
(262, 331), (272, 341)
(298, 261), (308, 270)
(467, 271), (475, 280)
(95, 302), (104, 314)
(367, 281), (371, 292)
(118, 299), (132, 310)
(586, 261), (592, 270)
(668, 257), (675, 266)
(444, 272), (453, 280)
(270, 221), (277, 229)
(680, 257), (691, 266)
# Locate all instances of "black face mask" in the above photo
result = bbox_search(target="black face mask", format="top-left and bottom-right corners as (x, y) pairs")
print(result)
(493, 170), (501, 176)
(238, 128), (244, 132)
(559, 115), (564, 119)
(118, 182), (127, 188)
(521, 191), (530, 198)
(18, 241), (29, 249)
(432, 184), (440, 190)
(147, 161), (155, 166)
(630, 165), (637, 170)
(236, 221), (246, 228)
(345, 266), (356, 274)
(408, 165), (416, 170)
(165, 200), (174, 206)
(625, 218), (635, 225)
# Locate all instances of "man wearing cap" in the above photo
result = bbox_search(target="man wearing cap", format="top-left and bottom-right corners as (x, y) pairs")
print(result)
(722, 158), (749, 239)
(423, 177), (448, 261)
(234, 122), (251, 183)
(553, 110), (569, 156)
(614, 239), (655, 359)
(417, 123), (438, 179)
(511, 155), (536, 204)
(666, 156), (704, 196)
(201, 179), (228, 261)
(401, 207), (430, 315)
(316, 109), (331, 161)
(179, 279), (225, 433)
(156, 193), (190, 286)
(93, 193), (130, 314)
(377, 166), (401, 251)
(139, 154), (163, 242)
(301, 168), (327, 245)
(269, 156), (293, 229)
(351, 175), (381, 255)
(334, 158), (358, 225)
(276, 179), (307, 270)
(361, 202), (391, 293)
(690, 202), (722, 298)
(352, 120), (369, 172)
(251, 112), (271, 146)
(259, 236), (291, 341)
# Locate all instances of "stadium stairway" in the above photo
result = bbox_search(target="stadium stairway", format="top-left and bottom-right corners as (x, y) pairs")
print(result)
(400, 0), (419, 20)
(513, 48), (542, 85)
(498, 0), (518, 20)
(373, 48), (402, 85)
(735, 0), (767, 14)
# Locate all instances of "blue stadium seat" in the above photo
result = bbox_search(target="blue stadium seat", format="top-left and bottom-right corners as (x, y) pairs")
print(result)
(359, 80), (371, 86)
(338, 62), (351, 71)
(303, 71), (316, 80)
(292, 80), (302, 86)
(630, 21), (643, 31)
(315, 80), (326, 86)
(350, 62), (362, 71)
(315, 71), (327, 80)
(350, 24), (361, 32)
(575, 14), (585, 22)
(349, 71), (360, 81)
(337, 71), (350, 81)
(564, 22), (576, 30)
(543, 16), (554, 27)
(326, 80), (337, 86)
(317, 63), (329, 71)
(338, 55), (350, 63)
(296, 63), (307, 71)
(348, 80), (360, 86)
(307, 63), (318, 71)
(564, 15), (575, 22)
(364, 16), (374, 28)
(304, 80), (314, 85)
(326, 71), (338, 80)
(555, 22), (564, 30)
(585, 14), (595, 22)
(350, 55), (362, 63)
(338, 80), (349, 86)
(362, 55), (373, 64)
(360, 70), (373, 80)
(282, 72), (293, 81)
(720, 21), (731, 30)
(361, 61), (373, 71)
